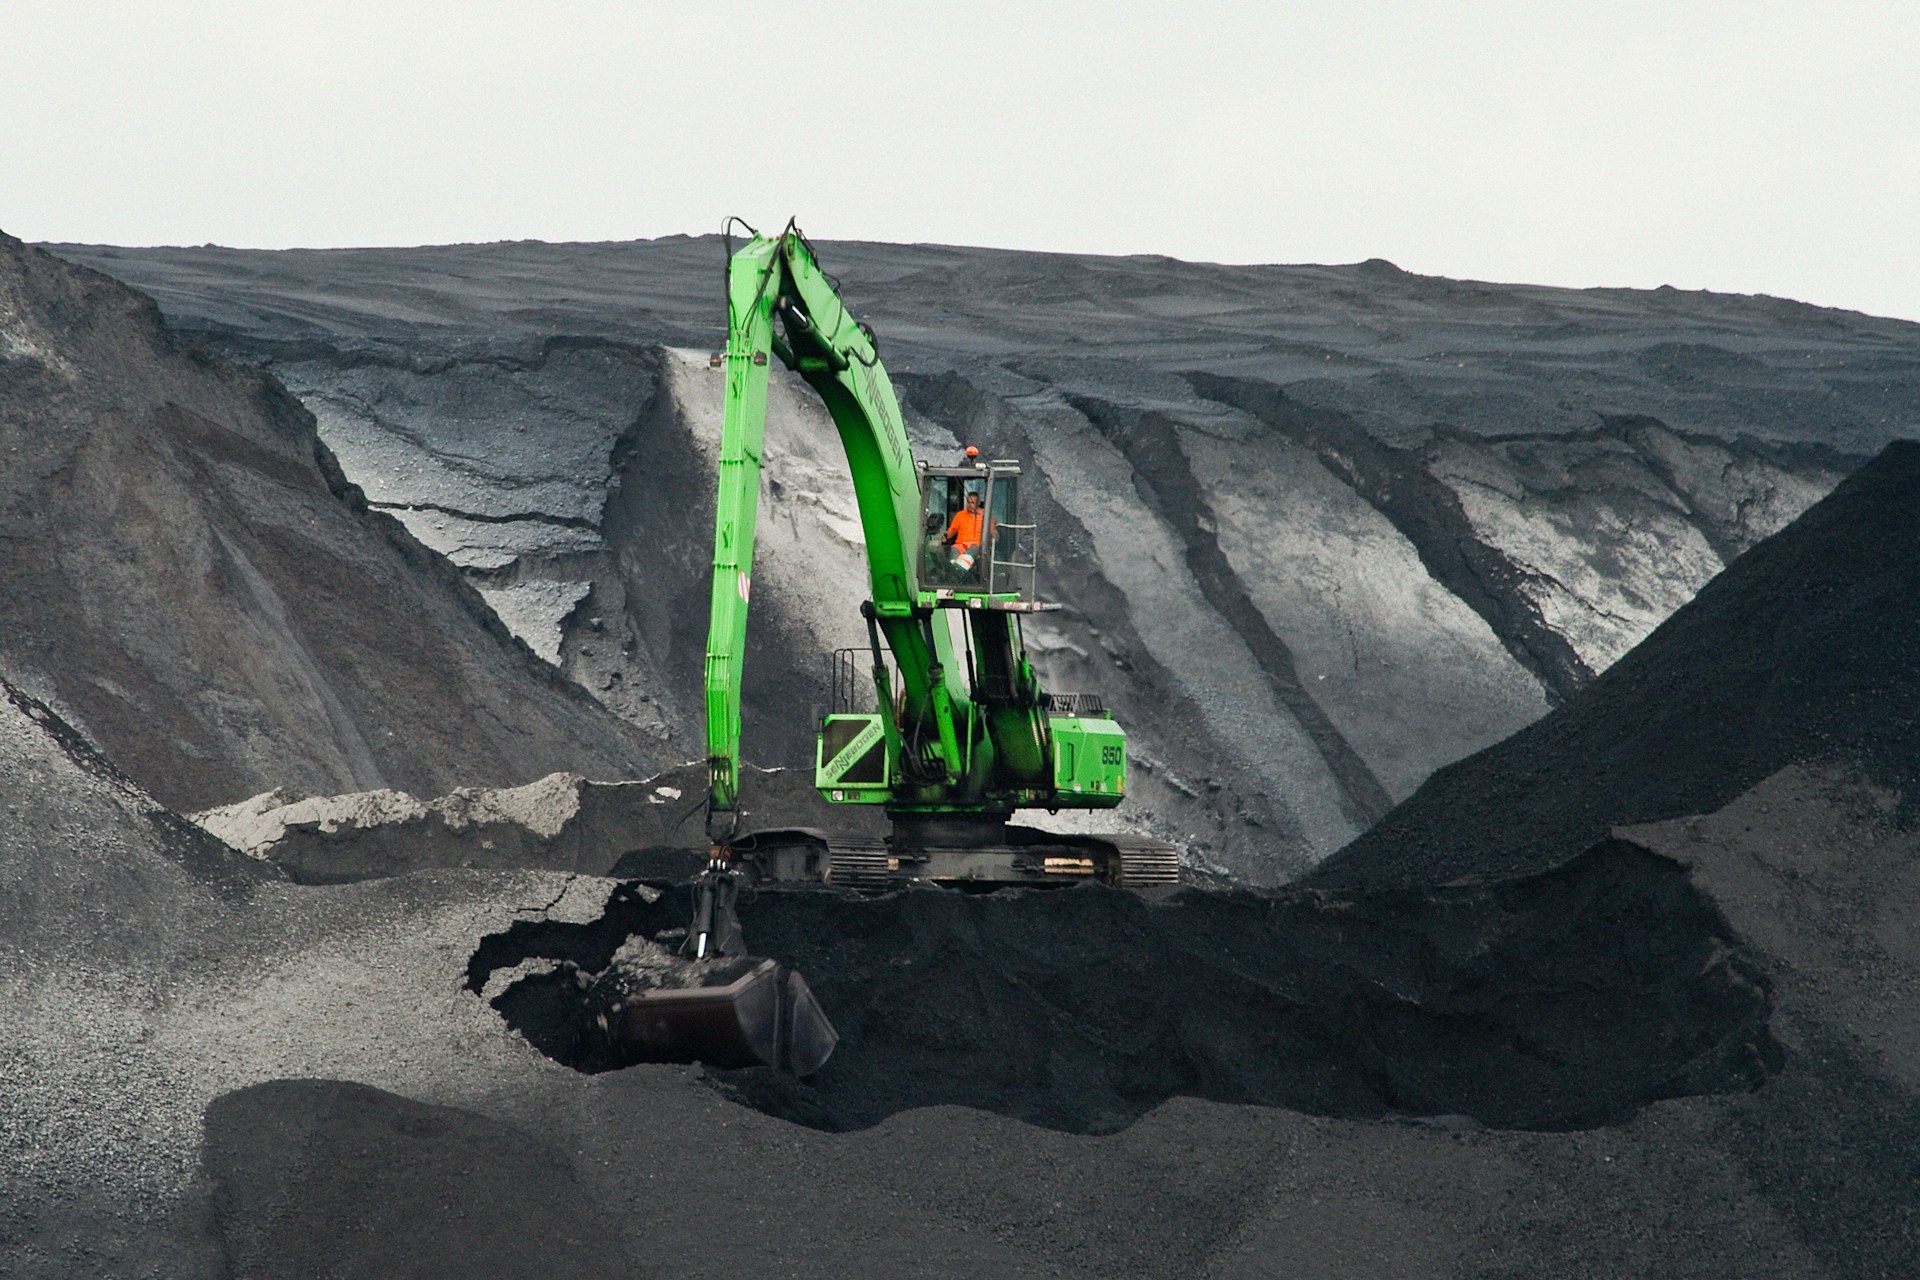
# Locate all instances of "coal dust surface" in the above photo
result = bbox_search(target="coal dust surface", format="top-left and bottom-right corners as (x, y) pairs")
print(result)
(204, 1080), (639, 1280)
(469, 849), (1776, 1135)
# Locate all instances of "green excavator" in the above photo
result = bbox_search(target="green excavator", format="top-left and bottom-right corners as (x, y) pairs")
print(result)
(606, 220), (1177, 1075)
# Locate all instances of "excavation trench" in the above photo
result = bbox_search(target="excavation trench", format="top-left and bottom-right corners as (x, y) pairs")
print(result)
(466, 838), (1777, 1134)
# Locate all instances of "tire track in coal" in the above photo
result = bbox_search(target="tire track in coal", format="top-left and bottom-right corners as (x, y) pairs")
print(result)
(1064, 393), (1395, 831)
(1184, 371), (1592, 704)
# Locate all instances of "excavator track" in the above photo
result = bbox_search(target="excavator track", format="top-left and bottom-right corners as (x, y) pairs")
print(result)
(1109, 835), (1182, 886)
(823, 836), (893, 890)
(739, 828), (1182, 891)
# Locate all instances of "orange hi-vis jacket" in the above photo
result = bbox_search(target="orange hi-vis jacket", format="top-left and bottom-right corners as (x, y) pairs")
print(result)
(946, 507), (984, 551)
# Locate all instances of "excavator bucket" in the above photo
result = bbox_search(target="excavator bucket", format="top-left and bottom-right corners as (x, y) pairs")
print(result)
(608, 955), (838, 1075)
(597, 864), (837, 1074)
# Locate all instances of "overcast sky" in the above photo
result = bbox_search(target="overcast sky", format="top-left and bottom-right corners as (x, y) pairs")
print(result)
(5, 2), (1916, 320)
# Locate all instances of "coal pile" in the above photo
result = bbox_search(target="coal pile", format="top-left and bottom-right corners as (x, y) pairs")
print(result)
(469, 846), (1776, 1134)
(1314, 439), (1920, 890)
(0, 233), (654, 814)
(53, 236), (1913, 881)
(204, 1081), (639, 1280)
(12, 228), (1920, 1276)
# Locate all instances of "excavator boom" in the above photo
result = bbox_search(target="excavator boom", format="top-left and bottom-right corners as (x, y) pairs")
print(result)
(704, 222), (929, 834)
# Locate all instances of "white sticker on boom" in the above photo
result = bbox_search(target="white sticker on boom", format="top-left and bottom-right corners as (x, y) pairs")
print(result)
(737, 572), (751, 603)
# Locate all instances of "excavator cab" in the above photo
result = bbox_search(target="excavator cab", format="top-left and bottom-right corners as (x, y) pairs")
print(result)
(918, 459), (1034, 601)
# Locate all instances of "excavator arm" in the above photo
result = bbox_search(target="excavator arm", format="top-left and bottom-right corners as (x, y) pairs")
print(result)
(704, 221), (940, 839)
(702, 232), (778, 830)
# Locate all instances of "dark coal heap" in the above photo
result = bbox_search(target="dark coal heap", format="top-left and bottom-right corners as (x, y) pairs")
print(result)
(1315, 439), (1920, 889)
(470, 847), (1776, 1134)
(204, 1081), (632, 1280)
(0, 233), (655, 815)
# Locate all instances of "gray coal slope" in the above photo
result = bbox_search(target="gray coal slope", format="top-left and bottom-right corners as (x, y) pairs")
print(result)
(1620, 763), (1920, 1279)
(0, 233), (657, 813)
(1313, 438), (1920, 890)
(46, 235), (1913, 879)
(7, 233), (1920, 1276)
(0, 668), (651, 1279)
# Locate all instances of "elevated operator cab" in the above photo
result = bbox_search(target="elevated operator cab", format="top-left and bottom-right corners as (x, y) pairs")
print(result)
(916, 454), (1040, 607)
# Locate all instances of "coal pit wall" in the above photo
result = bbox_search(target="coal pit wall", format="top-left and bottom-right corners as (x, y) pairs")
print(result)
(469, 837), (1778, 1135)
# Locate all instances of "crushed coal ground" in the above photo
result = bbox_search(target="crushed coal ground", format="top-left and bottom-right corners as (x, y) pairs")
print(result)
(1314, 438), (1920, 890)
(468, 841), (1777, 1135)
(204, 1080), (641, 1280)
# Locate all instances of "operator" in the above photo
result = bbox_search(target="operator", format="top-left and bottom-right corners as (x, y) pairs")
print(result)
(943, 489), (988, 573)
